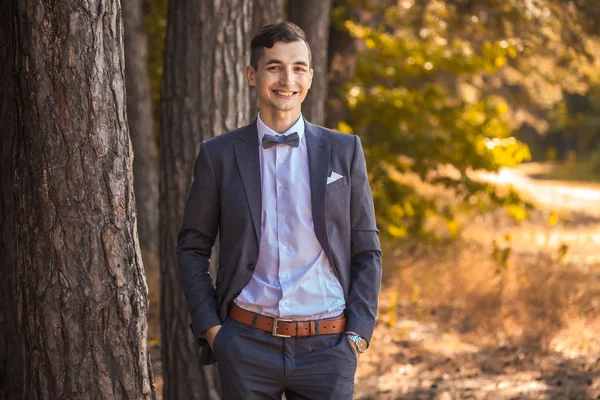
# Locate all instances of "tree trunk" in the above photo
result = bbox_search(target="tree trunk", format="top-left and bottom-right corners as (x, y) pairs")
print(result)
(252, 0), (284, 42)
(325, 0), (362, 129)
(13, 0), (154, 398)
(123, 0), (160, 375)
(288, 0), (333, 126)
(123, 0), (160, 260)
(159, 0), (252, 399)
(250, 0), (284, 117)
(0, 0), (24, 397)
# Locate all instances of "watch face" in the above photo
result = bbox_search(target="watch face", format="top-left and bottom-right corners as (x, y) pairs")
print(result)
(357, 338), (368, 352)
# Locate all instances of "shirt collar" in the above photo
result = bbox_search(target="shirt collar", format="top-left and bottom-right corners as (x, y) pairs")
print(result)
(257, 113), (305, 145)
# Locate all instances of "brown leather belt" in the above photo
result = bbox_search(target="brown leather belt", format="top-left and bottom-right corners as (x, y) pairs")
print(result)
(229, 303), (346, 338)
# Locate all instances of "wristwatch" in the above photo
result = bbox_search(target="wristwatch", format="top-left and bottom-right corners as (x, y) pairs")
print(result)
(346, 334), (368, 353)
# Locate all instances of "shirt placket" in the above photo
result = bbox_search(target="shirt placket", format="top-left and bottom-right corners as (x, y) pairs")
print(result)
(276, 144), (292, 316)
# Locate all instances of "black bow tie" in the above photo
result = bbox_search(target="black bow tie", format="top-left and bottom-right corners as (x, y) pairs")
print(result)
(262, 132), (300, 149)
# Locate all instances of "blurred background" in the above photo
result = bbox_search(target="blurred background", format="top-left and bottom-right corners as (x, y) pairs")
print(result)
(111, 0), (600, 398)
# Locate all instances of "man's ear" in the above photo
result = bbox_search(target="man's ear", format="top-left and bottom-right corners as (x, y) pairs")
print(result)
(245, 65), (256, 86)
(308, 68), (314, 89)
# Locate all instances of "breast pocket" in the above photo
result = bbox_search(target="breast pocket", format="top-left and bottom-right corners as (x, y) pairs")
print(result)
(326, 178), (347, 195)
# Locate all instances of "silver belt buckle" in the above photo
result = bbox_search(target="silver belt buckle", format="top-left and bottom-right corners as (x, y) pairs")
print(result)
(272, 317), (293, 337)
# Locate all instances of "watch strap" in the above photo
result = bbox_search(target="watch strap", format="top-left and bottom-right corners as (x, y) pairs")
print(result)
(346, 333), (367, 353)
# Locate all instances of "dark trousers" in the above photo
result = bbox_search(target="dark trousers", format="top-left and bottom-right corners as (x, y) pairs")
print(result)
(213, 317), (358, 399)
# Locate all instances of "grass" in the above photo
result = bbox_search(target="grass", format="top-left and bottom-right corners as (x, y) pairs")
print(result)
(380, 238), (600, 353)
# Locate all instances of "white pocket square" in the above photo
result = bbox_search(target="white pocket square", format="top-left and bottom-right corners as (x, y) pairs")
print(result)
(327, 171), (344, 185)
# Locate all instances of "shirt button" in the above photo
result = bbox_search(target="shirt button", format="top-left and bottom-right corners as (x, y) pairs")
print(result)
(278, 186), (284, 192)
(281, 301), (287, 307)
(282, 246), (287, 251)
(277, 158), (283, 164)
(280, 215), (285, 221)
(247, 263), (255, 271)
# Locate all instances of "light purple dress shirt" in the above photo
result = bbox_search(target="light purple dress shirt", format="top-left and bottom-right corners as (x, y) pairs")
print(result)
(234, 114), (346, 320)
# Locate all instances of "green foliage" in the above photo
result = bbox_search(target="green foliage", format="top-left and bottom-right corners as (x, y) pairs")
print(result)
(337, 2), (532, 239)
(529, 82), (600, 165)
(470, 0), (600, 163)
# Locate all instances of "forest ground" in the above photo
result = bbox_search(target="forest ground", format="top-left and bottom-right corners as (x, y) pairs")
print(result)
(147, 163), (600, 399)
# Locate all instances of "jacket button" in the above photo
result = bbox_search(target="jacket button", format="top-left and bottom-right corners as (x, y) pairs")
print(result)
(247, 263), (255, 270)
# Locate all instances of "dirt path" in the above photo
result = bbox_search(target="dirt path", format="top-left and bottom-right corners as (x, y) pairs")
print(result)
(479, 163), (600, 218)
(471, 164), (600, 265)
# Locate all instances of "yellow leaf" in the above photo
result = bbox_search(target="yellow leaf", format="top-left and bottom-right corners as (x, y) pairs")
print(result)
(411, 286), (420, 304)
(336, 121), (354, 134)
(387, 225), (407, 238)
(496, 102), (508, 115)
(507, 205), (527, 222)
(446, 219), (460, 237)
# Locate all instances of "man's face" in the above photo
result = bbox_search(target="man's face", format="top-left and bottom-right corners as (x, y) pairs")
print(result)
(246, 40), (313, 115)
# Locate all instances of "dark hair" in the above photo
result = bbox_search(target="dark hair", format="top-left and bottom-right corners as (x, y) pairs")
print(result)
(250, 22), (311, 70)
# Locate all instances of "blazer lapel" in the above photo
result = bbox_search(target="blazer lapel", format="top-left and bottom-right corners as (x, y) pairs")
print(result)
(305, 120), (332, 261)
(234, 120), (262, 243)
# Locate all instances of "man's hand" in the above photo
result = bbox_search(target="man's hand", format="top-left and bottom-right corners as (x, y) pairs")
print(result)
(203, 325), (222, 350)
(346, 337), (361, 361)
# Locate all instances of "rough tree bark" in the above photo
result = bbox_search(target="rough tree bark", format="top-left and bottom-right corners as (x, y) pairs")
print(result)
(12, 0), (154, 398)
(123, 0), (160, 259)
(288, 0), (333, 126)
(252, 0), (284, 41)
(159, 0), (252, 399)
(250, 0), (284, 117)
(0, 0), (24, 397)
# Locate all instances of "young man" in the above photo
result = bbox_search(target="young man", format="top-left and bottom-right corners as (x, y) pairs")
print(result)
(178, 22), (381, 399)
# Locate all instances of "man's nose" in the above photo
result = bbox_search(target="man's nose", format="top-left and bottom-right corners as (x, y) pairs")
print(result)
(279, 68), (292, 86)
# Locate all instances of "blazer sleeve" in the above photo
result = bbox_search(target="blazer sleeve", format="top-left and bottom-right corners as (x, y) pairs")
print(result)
(177, 141), (222, 342)
(345, 135), (382, 345)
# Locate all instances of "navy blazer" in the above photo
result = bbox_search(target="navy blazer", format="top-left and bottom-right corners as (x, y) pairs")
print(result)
(177, 118), (382, 365)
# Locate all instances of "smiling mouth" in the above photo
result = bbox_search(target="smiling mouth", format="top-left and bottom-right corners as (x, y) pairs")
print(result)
(272, 89), (298, 98)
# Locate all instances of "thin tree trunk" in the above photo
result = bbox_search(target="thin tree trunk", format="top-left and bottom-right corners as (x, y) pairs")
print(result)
(123, 0), (160, 260)
(159, 0), (252, 399)
(250, 0), (284, 118)
(288, 0), (333, 126)
(0, 0), (24, 397)
(325, 0), (362, 129)
(13, 0), (154, 398)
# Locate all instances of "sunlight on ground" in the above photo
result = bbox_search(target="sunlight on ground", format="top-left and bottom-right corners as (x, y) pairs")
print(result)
(549, 318), (600, 360)
(476, 165), (600, 217)
(356, 282), (600, 399)
(468, 164), (600, 265)
(355, 317), (567, 399)
(421, 333), (479, 356)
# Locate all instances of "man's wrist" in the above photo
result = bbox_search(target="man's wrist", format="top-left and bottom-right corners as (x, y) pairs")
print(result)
(202, 324), (221, 337)
(345, 332), (368, 353)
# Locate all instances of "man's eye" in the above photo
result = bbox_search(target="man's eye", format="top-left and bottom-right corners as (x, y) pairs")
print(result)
(268, 66), (280, 71)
